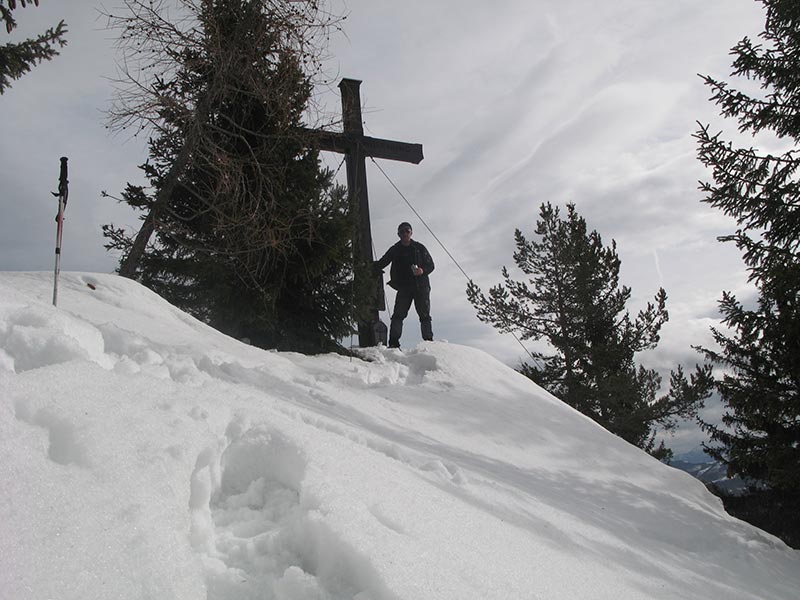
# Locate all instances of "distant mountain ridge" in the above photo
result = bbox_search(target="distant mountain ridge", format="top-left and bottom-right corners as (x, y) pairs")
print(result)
(671, 449), (747, 495)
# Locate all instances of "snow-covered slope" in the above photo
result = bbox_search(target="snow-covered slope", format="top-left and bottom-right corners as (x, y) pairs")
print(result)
(1, 272), (797, 600)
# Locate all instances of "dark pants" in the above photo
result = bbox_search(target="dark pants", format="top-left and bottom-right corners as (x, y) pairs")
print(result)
(389, 286), (433, 346)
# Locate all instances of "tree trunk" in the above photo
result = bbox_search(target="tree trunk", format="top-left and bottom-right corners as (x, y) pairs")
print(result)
(118, 141), (193, 279)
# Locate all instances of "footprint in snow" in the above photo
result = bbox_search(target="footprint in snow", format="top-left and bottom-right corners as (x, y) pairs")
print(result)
(189, 424), (398, 600)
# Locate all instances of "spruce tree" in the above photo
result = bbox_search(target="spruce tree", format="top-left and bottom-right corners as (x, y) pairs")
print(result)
(695, 0), (800, 500)
(0, 0), (66, 93)
(103, 0), (353, 353)
(468, 203), (711, 459)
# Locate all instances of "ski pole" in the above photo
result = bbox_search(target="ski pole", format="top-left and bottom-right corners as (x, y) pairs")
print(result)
(52, 156), (69, 307)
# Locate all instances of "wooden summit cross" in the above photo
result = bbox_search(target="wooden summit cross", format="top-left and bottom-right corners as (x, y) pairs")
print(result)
(310, 78), (424, 347)
(119, 78), (422, 348)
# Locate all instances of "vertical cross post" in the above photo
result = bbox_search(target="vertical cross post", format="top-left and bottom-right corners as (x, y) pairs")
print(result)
(339, 79), (379, 347)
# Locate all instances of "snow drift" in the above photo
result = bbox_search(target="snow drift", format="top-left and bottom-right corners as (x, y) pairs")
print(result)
(1, 272), (797, 600)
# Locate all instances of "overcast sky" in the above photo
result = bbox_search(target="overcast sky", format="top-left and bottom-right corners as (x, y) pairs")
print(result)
(0, 0), (768, 451)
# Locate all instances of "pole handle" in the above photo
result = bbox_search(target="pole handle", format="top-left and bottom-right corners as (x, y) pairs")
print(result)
(58, 156), (69, 205)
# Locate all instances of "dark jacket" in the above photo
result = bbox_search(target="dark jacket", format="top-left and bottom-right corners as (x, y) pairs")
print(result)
(375, 240), (435, 290)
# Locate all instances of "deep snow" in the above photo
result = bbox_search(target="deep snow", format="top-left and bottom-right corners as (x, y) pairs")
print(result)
(1, 272), (798, 600)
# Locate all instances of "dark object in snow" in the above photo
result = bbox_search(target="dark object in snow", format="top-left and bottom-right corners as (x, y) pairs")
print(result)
(51, 157), (68, 307)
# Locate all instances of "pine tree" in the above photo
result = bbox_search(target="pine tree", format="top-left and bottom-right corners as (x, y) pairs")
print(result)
(102, 0), (353, 353)
(0, 0), (66, 94)
(468, 203), (711, 459)
(695, 0), (800, 498)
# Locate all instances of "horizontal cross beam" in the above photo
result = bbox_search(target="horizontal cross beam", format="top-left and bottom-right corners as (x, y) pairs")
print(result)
(299, 127), (423, 164)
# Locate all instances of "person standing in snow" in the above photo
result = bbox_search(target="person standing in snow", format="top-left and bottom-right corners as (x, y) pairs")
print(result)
(374, 222), (435, 348)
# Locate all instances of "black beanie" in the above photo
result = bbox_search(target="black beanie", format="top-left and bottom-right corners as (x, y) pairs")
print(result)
(398, 222), (412, 231)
